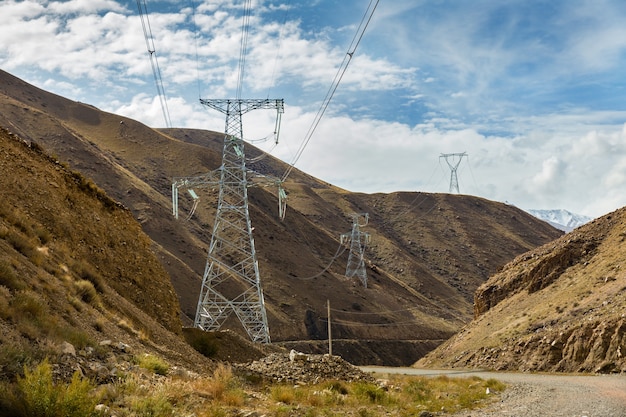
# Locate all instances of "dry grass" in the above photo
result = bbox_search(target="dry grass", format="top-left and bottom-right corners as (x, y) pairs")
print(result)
(137, 354), (170, 376)
(121, 365), (505, 417)
(261, 375), (505, 416)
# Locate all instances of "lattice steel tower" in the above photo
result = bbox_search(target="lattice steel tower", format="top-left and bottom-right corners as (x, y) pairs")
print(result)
(440, 152), (467, 194)
(340, 213), (371, 287)
(172, 99), (285, 343)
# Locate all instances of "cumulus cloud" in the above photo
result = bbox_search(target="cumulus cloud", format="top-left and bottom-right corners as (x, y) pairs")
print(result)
(2, 0), (626, 218)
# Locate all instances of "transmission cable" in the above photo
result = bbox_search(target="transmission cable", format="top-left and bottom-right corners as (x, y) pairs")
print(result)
(189, 0), (202, 101)
(236, 0), (253, 99)
(466, 154), (480, 193)
(281, 0), (380, 182)
(329, 305), (426, 315)
(319, 317), (428, 327)
(266, 0), (291, 99)
(290, 241), (347, 280)
(136, 0), (172, 128)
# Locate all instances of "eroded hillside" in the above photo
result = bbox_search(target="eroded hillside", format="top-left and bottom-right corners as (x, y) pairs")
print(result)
(418, 208), (626, 373)
(0, 69), (563, 365)
(0, 125), (214, 381)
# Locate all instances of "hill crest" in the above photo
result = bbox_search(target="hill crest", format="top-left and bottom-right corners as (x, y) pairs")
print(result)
(0, 69), (563, 366)
(418, 207), (626, 373)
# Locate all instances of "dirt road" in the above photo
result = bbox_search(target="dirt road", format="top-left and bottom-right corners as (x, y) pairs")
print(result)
(359, 367), (626, 417)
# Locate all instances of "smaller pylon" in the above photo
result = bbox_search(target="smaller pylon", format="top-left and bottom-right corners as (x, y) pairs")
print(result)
(340, 213), (371, 287)
(440, 152), (467, 194)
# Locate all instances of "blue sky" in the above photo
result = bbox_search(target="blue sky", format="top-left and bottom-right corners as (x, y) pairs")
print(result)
(2, 0), (626, 218)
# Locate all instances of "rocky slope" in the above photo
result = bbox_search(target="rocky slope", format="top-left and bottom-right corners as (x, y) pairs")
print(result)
(0, 69), (563, 365)
(0, 125), (213, 380)
(418, 207), (626, 373)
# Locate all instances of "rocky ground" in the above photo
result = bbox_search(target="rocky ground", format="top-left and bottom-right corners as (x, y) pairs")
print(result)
(237, 350), (374, 385)
(449, 373), (626, 417)
(361, 367), (626, 417)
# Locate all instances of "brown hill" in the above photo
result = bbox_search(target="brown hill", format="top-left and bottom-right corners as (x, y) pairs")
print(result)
(417, 208), (626, 373)
(0, 124), (211, 377)
(0, 69), (562, 365)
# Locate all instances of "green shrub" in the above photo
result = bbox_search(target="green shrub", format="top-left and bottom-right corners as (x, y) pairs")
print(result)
(353, 382), (391, 405)
(131, 391), (173, 417)
(12, 290), (47, 320)
(137, 354), (169, 376)
(17, 358), (102, 417)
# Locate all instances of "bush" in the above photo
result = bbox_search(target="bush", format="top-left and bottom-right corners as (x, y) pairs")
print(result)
(10, 290), (54, 341)
(137, 354), (169, 376)
(73, 279), (98, 304)
(131, 390), (173, 417)
(12, 290), (47, 320)
(0, 260), (25, 291)
(353, 382), (391, 405)
(4, 230), (43, 265)
(0, 343), (39, 380)
(270, 385), (296, 405)
(73, 261), (104, 292)
(16, 358), (102, 417)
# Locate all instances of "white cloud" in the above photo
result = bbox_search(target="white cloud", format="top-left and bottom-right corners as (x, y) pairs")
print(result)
(2, 0), (626, 220)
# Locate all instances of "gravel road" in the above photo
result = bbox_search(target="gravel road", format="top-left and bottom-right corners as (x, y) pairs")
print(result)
(359, 367), (626, 417)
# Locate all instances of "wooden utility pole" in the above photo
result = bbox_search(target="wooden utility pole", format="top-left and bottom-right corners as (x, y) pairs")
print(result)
(327, 299), (332, 356)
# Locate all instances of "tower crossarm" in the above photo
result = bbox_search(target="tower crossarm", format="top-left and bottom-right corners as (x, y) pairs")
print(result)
(440, 152), (468, 194)
(173, 169), (221, 189)
(200, 98), (284, 116)
(171, 169), (221, 220)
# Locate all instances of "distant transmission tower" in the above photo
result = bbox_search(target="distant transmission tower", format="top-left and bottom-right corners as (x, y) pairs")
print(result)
(340, 213), (371, 287)
(440, 152), (467, 194)
(172, 99), (285, 344)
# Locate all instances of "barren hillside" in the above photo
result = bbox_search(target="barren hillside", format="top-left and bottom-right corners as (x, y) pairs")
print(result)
(0, 125), (212, 378)
(418, 207), (626, 373)
(0, 69), (563, 365)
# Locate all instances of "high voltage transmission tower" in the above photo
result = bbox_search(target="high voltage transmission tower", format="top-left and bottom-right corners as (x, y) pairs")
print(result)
(440, 152), (467, 194)
(340, 213), (371, 288)
(172, 98), (285, 344)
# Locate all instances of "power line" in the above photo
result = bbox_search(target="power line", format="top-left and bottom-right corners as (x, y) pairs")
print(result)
(236, 0), (253, 99)
(136, 0), (172, 128)
(289, 242), (347, 280)
(319, 317), (427, 327)
(330, 305), (426, 315)
(189, 0), (202, 101)
(281, 0), (380, 182)
(266, 0), (291, 99)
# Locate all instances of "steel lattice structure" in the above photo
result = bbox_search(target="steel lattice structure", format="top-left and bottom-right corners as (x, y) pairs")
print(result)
(440, 152), (467, 194)
(172, 98), (284, 343)
(340, 213), (371, 288)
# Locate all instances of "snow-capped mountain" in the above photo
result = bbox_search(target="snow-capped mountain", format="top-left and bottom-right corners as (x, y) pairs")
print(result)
(526, 209), (593, 233)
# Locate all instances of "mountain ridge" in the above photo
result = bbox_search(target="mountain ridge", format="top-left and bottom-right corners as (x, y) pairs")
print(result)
(0, 69), (563, 366)
(418, 207), (626, 373)
(527, 208), (593, 232)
